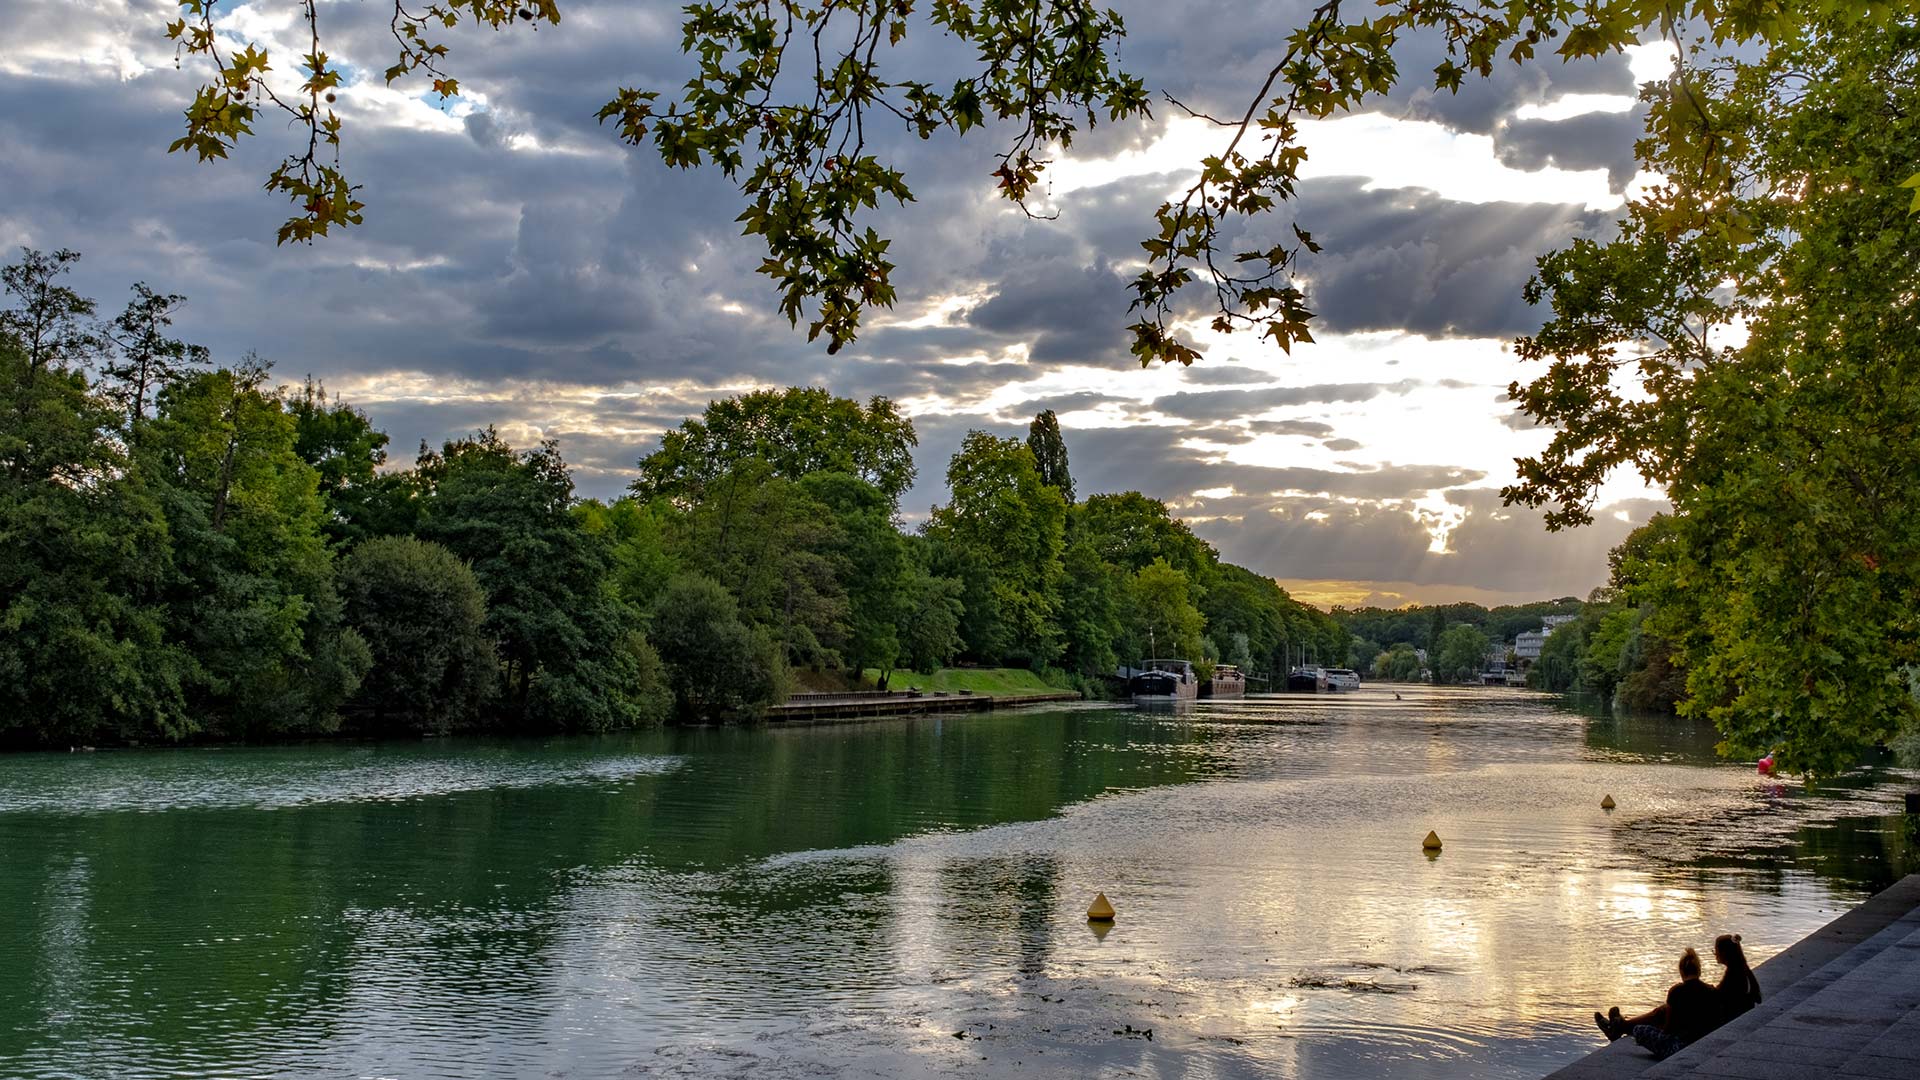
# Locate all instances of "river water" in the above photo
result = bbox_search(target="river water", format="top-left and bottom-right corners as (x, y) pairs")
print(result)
(2, 687), (1915, 1079)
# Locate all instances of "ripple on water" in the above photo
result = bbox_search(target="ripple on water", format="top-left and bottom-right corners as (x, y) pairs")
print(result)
(0, 745), (682, 814)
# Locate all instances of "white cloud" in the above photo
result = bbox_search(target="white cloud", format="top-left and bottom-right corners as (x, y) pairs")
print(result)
(1045, 112), (1625, 212)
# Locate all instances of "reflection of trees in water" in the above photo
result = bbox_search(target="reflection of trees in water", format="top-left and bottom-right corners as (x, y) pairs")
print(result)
(0, 710), (1222, 1069)
(1570, 703), (1918, 898)
(1579, 709), (1725, 764)
(929, 855), (1062, 978)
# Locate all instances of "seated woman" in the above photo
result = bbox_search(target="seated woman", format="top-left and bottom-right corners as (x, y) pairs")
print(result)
(1713, 933), (1763, 1021)
(1593, 948), (1720, 1060)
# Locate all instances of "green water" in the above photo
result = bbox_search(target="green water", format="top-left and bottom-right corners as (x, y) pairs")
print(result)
(1, 688), (1915, 1078)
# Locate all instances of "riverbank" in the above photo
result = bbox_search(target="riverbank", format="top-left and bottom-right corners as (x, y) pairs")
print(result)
(1546, 872), (1920, 1079)
(770, 666), (1083, 722)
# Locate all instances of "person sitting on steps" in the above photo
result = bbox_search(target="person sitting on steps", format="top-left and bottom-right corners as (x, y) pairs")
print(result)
(1593, 947), (1720, 1060)
(1712, 933), (1762, 1022)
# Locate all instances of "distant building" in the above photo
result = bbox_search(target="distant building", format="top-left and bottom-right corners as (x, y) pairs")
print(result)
(1514, 630), (1548, 661)
(1514, 616), (1576, 663)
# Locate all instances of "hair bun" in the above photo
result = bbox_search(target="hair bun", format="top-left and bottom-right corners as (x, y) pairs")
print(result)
(1733, 934), (1741, 943)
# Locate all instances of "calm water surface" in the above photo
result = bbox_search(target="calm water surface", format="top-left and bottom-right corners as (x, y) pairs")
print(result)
(2, 687), (1916, 1079)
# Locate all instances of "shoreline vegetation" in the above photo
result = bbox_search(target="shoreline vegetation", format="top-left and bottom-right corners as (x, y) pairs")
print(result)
(2, 254), (1351, 751)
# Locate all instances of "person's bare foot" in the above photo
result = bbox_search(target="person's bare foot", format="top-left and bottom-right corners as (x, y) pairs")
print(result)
(1609, 1007), (1625, 1039)
(1595, 1011), (1618, 1041)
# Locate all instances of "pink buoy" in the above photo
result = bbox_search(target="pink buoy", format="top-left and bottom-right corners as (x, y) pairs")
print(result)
(1757, 755), (1774, 776)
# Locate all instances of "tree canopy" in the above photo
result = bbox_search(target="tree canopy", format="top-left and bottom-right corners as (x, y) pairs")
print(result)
(632, 387), (917, 510)
(1505, 11), (1920, 774)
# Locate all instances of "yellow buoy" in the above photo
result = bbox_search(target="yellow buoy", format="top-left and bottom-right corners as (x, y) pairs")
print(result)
(1601, 794), (1617, 810)
(1422, 830), (1443, 851)
(1087, 892), (1116, 921)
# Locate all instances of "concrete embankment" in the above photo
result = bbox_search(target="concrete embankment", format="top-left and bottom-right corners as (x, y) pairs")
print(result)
(1546, 872), (1920, 1079)
(766, 689), (1081, 722)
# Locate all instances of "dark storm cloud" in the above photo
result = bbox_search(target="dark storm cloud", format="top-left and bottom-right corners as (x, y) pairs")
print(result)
(967, 261), (1136, 364)
(1292, 178), (1613, 339)
(1152, 381), (1420, 422)
(1495, 109), (1648, 192)
(1249, 419), (1336, 438)
(1376, 34), (1640, 135)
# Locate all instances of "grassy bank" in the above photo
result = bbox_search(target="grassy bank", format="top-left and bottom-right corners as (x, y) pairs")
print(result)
(860, 667), (1073, 696)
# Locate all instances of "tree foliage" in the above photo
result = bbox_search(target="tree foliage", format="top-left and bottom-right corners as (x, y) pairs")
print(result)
(101, 284), (210, 428)
(926, 432), (1066, 667)
(339, 536), (497, 734)
(632, 387), (916, 510)
(0, 335), (187, 746)
(1506, 11), (1920, 774)
(1432, 624), (1488, 684)
(0, 248), (100, 375)
(650, 572), (786, 722)
(142, 361), (372, 736)
(1026, 409), (1075, 503)
(413, 429), (655, 731)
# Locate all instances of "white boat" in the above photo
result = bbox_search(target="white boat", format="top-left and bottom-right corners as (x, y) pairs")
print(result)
(1324, 668), (1361, 691)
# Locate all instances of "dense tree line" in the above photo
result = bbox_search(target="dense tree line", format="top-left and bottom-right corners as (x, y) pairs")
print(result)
(1334, 577), (1687, 707)
(1335, 598), (1584, 684)
(0, 254), (1341, 747)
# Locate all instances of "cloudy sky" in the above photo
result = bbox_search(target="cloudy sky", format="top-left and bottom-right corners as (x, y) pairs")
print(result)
(2, 0), (1671, 608)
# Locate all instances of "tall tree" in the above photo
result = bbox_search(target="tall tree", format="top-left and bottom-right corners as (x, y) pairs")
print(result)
(1125, 558), (1206, 669)
(141, 361), (370, 735)
(414, 429), (654, 731)
(1074, 492), (1214, 581)
(633, 388), (916, 510)
(897, 553), (966, 676)
(574, 496), (682, 616)
(671, 463), (850, 671)
(1057, 531), (1122, 675)
(101, 283), (210, 428)
(925, 432), (1066, 667)
(1432, 624), (1488, 685)
(0, 248), (102, 376)
(649, 572), (785, 722)
(0, 333), (189, 746)
(1026, 409), (1074, 503)
(287, 379), (406, 546)
(800, 471), (910, 682)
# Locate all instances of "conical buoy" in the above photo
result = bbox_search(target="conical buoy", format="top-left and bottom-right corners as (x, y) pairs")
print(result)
(1601, 794), (1617, 810)
(1421, 830), (1443, 851)
(1087, 892), (1116, 921)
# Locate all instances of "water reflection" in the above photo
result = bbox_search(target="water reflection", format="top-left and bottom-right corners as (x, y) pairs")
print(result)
(0, 688), (1914, 1079)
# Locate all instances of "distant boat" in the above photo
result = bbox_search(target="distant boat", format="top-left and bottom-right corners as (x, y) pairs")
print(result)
(1324, 668), (1361, 691)
(1131, 659), (1198, 702)
(1286, 666), (1326, 693)
(1202, 664), (1245, 699)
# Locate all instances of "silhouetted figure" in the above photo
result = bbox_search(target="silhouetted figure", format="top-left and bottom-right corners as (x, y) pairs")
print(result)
(1593, 947), (1718, 1060)
(1713, 933), (1762, 1022)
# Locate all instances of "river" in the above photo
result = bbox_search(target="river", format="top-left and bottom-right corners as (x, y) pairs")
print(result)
(1, 686), (1915, 1079)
